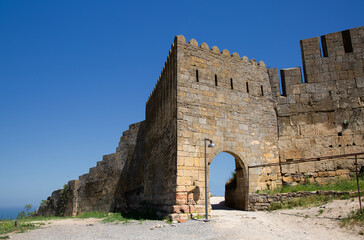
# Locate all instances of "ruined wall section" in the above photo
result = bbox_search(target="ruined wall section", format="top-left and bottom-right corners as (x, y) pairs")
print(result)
(76, 152), (120, 213)
(117, 122), (146, 210)
(173, 35), (280, 217)
(269, 26), (364, 184)
(144, 42), (178, 214)
(76, 121), (146, 214)
(37, 121), (146, 216)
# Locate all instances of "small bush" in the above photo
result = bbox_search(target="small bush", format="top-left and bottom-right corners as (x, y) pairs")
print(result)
(40, 200), (48, 206)
(17, 204), (33, 220)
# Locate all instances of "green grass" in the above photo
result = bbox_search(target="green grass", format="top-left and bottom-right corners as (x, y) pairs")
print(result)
(261, 176), (364, 211)
(341, 209), (364, 225)
(75, 212), (110, 219)
(0, 219), (43, 237)
(341, 209), (364, 234)
(263, 176), (364, 195)
(21, 215), (71, 222)
(0, 209), (156, 237)
(101, 213), (130, 223)
(74, 211), (152, 223)
(269, 193), (353, 210)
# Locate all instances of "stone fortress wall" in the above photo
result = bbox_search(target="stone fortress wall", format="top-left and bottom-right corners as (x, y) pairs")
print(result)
(172, 35), (279, 217)
(144, 40), (178, 214)
(269, 26), (364, 186)
(37, 26), (364, 219)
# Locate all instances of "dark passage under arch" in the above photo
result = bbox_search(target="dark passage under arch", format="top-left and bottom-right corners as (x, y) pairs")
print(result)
(209, 151), (248, 210)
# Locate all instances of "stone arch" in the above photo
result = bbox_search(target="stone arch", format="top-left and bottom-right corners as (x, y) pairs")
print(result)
(208, 150), (249, 210)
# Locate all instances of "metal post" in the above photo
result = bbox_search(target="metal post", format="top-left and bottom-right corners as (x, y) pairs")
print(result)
(204, 138), (208, 221)
(355, 154), (363, 214)
(203, 138), (215, 221)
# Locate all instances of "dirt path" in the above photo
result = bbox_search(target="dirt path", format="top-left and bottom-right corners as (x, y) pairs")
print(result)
(7, 197), (363, 240)
(210, 197), (362, 240)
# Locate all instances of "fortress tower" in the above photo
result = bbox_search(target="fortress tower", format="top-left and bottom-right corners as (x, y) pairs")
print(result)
(38, 26), (364, 219)
(144, 35), (279, 217)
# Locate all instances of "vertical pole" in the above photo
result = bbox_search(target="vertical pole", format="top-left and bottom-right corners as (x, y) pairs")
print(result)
(204, 138), (208, 221)
(355, 154), (363, 214)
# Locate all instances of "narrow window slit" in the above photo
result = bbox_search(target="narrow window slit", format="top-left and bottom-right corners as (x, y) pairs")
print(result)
(320, 35), (328, 58)
(280, 70), (287, 96)
(246, 82), (249, 93)
(261, 86), (264, 96)
(342, 30), (353, 53)
(196, 70), (199, 82)
(215, 74), (218, 86)
(230, 78), (233, 90)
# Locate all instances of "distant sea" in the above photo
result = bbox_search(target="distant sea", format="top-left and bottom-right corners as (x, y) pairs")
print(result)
(0, 207), (24, 220)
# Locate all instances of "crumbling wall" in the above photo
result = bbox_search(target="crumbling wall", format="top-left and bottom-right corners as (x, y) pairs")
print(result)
(37, 121), (146, 216)
(114, 122), (146, 211)
(269, 26), (364, 185)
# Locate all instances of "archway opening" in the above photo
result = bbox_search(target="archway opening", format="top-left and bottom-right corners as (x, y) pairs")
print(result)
(209, 152), (248, 210)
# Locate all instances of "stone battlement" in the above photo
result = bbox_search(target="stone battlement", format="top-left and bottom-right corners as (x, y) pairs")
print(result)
(175, 35), (266, 67)
(37, 26), (364, 219)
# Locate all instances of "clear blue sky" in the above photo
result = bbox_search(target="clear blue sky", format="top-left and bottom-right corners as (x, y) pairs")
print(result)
(0, 0), (363, 208)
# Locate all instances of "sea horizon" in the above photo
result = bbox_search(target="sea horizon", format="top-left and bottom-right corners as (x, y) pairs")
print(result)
(0, 206), (34, 220)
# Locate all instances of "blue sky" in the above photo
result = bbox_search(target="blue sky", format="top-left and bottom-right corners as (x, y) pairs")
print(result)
(0, 0), (363, 208)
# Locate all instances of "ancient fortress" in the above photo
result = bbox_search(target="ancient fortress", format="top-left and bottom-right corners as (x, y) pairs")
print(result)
(38, 26), (364, 219)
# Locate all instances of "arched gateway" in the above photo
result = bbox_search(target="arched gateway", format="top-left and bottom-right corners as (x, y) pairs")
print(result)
(169, 35), (279, 219)
(209, 151), (249, 211)
(39, 27), (364, 220)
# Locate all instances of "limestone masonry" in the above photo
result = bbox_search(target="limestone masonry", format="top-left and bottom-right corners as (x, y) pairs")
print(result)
(37, 26), (364, 219)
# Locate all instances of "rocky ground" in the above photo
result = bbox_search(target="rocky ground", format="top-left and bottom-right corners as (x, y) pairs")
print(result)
(7, 197), (364, 240)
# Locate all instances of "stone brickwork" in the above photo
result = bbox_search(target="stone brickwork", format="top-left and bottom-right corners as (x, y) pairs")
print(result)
(37, 122), (146, 216)
(269, 26), (364, 186)
(37, 26), (364, 218)
(144, 42), (178, 214)
(171, 35), (279, 219)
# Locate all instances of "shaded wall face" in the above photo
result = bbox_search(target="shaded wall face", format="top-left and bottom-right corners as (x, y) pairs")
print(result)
(76, 122), (144, 214)
(225, 158), (247, 210)
(37, 122), (146, 217)
(269, 26), (364, 184)
(144, 44), (178, 214)
(173, 38), (280, 215)
(114, 122), (146, 211)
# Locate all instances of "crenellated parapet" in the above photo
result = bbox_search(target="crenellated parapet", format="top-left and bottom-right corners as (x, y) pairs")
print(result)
(146, 43), (176, 104)
(174, 35), (270, 100)
(300, 26), (364, 84)
(37, 26), (364, 220)
(175, 34), (266, 67)
(268, 26), (364, 185)
(173, 33), (281, 215)
(145, 40), (177, 135)
(269, 26), (364, 113)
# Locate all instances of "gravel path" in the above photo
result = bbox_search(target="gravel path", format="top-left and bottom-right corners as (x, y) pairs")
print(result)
(8, 197), (363, 240)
